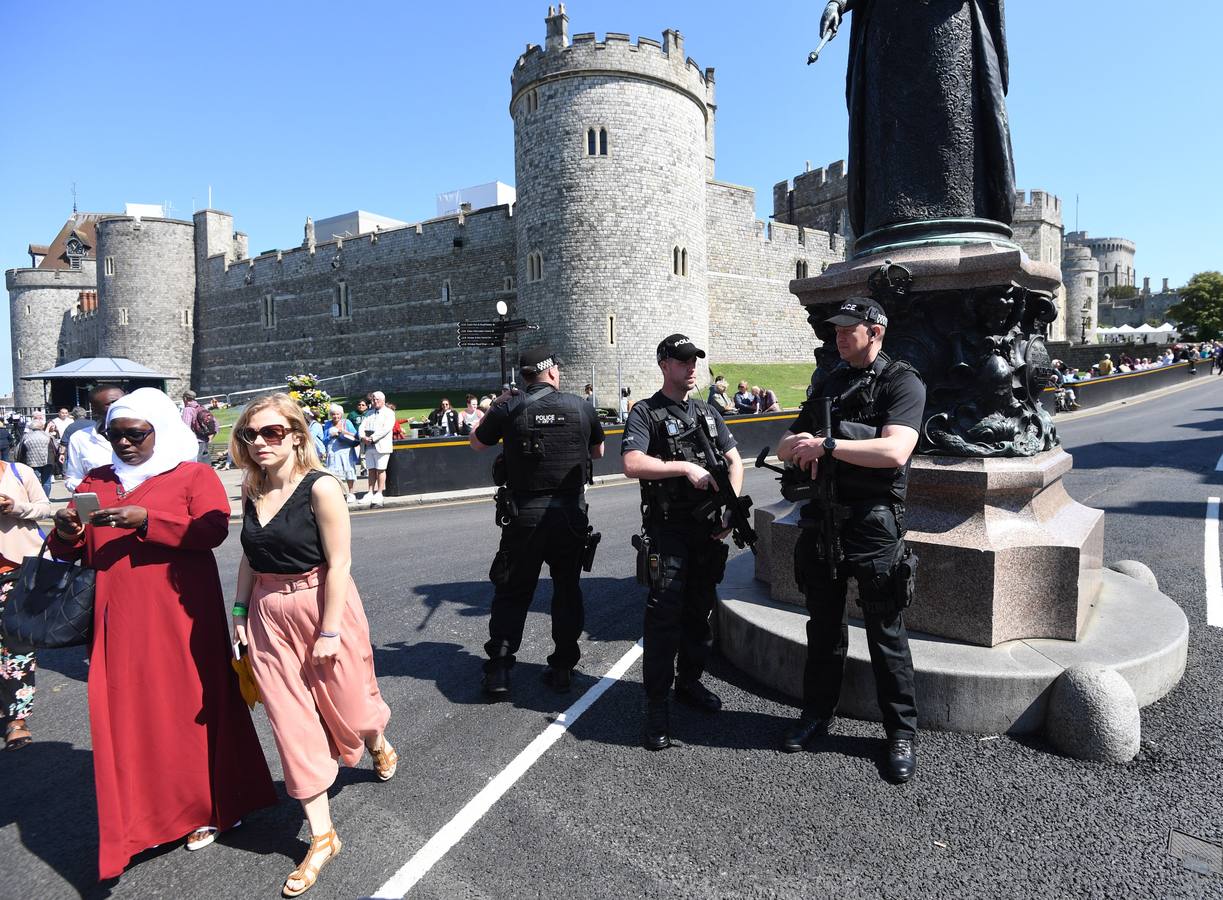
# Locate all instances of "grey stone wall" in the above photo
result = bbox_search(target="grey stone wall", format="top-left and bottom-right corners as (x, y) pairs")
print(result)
(96, 218), (196, 398)
(773, 160), (852, 243)
(1012, 190), (1066, 341)
(1067, 231), (1136, 293)
(6, 264), (97, 408)
(195, 207), (516, 396)
(1061, 244), (1099, 343)
(1097, 291), (1181, 329)
(706, 180), (845, 365)
(511, 27), (714, 402)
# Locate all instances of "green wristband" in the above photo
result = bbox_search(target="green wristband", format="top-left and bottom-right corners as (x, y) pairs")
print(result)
(231, 604), (248, 618)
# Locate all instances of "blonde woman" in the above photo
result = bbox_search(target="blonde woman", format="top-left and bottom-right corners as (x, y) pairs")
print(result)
(229, 393), (394, 898)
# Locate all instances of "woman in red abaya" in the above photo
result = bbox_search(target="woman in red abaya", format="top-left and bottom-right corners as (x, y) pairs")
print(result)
(50, 388), (276, 880)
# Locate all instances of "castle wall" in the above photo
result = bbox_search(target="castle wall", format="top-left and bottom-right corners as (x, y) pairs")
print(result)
(706, 180), (845, 365)
(511, 28), (714, 401)
(6, 264), (97, 408)
(95, 217), (196, 397)
(1061, 244), (1099, 343)
(1067, 231), (1136, 292)
(1012, 190), (1066, 342)
(773, 160), (852, 242)
(194, 207), (516, 395)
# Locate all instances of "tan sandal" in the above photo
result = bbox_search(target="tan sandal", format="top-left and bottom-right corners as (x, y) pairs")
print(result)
(369, 735), (398, 782)
(4, 719), (32, 751)
(282, 829), (342, 897)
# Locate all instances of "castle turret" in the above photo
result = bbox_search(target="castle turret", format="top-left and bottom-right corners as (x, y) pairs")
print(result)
(96, 216), (196, 396)
(1061, 243), (1100, 344)
(510, 11), (716, 398)
(1065, 231), (1136, 294)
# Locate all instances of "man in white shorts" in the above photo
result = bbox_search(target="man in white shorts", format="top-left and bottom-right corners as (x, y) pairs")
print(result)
(359, 391), (396, 507)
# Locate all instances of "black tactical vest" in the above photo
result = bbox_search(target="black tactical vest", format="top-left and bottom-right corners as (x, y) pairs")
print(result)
(819, 352), (918, 503)
(503, 386), (590, 494)
(640, 398), (726, 513)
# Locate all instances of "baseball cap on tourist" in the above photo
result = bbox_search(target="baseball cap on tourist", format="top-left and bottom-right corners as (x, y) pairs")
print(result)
(656, 333), (706, 362)
(824, 297), (889, 328)
(518, 347), (560, 374)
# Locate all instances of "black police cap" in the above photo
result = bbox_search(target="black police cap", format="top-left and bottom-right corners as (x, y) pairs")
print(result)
(518, 347), (559, 374)
(656, 333), (707, 362)
(825, 297), (889, 328)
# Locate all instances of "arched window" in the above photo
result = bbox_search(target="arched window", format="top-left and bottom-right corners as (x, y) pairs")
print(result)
(528, 252), (544, 282)
(587, 129), (597, 156)
(599, 127), (608, 156)
(681, 248), (688, 277)
(526, 89), (539, 113)
(442, 279), (451, 303)
(673, 246), (681, 275)
(796, 260), (809, 279)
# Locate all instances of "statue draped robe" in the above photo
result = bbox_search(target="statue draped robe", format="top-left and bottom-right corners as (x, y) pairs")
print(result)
(844, 0), (1016, 240)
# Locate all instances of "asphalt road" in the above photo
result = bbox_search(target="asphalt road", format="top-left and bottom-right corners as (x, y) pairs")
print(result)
(4, 376), (1223, 899)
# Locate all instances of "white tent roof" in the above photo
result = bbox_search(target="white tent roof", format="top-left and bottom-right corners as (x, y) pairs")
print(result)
(22, 357), (174, 380)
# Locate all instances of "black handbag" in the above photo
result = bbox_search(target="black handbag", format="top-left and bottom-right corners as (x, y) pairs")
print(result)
(0, 536), (95, 649)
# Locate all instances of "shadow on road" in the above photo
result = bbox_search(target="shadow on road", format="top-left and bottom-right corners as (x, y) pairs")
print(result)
(28, 645), (90, 682)
(1067, 434), (1223, 475)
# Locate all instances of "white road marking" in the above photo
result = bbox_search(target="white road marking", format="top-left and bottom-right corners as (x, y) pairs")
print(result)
(367, 640), (645, 899)
(1206, 498), (1223, 627)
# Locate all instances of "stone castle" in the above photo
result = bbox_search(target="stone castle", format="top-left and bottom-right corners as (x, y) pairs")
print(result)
(5, 6), (1173, 409)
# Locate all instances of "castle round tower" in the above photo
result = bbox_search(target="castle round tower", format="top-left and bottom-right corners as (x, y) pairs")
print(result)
(1061, 244), (1100, 344)
(1066, 232), (1135, 295)
(95, 217), (196, 397)
(510, 5), (716, 398)
(6, 264), (97, 408)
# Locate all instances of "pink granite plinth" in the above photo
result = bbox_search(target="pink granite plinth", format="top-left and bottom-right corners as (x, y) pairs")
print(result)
(791, 241), (1062, 308)
(903, 449), (1104, 646)
(753, 449), (1104, 647)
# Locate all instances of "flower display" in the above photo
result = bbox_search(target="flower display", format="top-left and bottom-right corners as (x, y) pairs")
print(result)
(286, 373), (332, 420)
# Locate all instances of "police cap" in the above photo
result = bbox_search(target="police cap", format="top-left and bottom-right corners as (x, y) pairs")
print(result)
(656, 333), (707, 363)
(518, 347), (560, 375)
(825, 297), (889, 328)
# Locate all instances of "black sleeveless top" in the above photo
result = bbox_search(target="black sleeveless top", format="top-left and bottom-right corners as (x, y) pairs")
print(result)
(240, 470), (332, 574)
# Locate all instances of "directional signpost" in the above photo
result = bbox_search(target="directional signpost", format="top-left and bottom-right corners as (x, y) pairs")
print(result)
(457, 303), (538, 387)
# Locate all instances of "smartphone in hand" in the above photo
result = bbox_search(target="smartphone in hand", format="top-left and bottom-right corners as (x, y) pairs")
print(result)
(74, 492), (101, 522)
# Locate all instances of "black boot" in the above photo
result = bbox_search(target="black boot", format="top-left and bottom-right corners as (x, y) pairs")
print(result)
(675, 679), (722, 713)
(781, 715), (833, 753)
(541, 666), (572, 694)
(885, 737), (916, 783)
(482, 665), (510, 700)
(644, 699), (671, 751)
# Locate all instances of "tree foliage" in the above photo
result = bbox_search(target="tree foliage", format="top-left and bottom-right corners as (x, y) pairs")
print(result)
(1105, 284), (1139, 300)
(1169, 272), (1223, 340)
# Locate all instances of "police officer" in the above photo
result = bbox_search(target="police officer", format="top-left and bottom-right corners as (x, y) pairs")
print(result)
(776, 297), (924, 783)
(622, 333), (743, 750)
(470, 347), (606, 699)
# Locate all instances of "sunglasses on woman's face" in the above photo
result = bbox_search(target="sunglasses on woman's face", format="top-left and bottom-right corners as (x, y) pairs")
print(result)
(237, 424), (292, 445)
(104, 427), (154, 445)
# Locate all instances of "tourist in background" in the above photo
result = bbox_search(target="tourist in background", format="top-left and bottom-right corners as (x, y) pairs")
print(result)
(230, 393), (395, 897)
(64, 385), (126, 492)
(347, 398), (368, 432)
(359, 391), (396, 508)
(733, 380), (759, 415)
(707, 376), (733, 415)
(303, 408), (327, 458)
(428, 398), (461, 436)
(0, 454), (52, 749)
(753, 385), (782, 413)
(49, 388), (276, 879)
(15, 420), (55, 495)
(0, 420), (11, 463)
(324, 404), (360, 505)
(458, 394), (483, 435)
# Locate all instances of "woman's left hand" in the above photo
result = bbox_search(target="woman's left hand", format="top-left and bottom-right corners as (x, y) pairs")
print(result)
(312, 634), (341, 665)
(92, 506), (149, 529)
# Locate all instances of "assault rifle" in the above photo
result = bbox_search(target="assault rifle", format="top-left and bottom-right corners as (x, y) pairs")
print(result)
(687, 415), (757, 553)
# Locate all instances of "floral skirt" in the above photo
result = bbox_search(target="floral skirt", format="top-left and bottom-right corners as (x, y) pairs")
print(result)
(0, 580), (35, 722)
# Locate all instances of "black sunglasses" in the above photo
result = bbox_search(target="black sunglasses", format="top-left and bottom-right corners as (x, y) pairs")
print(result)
(105, 427), (154, 445)
(237, 424), (293, 445)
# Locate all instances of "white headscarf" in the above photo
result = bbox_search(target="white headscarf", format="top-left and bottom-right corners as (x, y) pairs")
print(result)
(105, 388), (202, 492)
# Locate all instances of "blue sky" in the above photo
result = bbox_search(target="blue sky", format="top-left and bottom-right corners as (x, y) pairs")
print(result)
(1, 1), (1219, 394)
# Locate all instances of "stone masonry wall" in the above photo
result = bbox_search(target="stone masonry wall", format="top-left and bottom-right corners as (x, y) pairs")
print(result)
(6, 264), (97, 408)
(706, 180), (846, 366)
(195, 207), (516, 396)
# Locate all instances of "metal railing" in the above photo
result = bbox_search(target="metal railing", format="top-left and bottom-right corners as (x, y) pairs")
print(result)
(197, 369), (370, 409)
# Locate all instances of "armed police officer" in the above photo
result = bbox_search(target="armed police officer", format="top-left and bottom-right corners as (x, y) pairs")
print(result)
(776, 297), (924, 783)
(622, 334), (743, 750)
(470, 347), (605, 699)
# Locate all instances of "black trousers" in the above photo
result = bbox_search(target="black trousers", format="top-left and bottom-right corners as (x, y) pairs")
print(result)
(484, 504), (588, 672)
(796, 505), (918, 738)
(641, 525), (728, 701)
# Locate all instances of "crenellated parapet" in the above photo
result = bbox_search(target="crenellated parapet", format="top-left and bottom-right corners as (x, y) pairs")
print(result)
(773, 160), (851, 240)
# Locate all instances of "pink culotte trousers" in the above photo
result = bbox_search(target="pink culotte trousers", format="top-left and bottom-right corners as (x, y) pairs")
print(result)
(247, 567), (391, 799)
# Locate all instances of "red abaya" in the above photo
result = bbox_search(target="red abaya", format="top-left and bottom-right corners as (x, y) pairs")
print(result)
(49, 462), (277, 880)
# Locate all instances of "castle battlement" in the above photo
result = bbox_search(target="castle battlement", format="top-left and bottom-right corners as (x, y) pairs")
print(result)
(203, 204), (515, 290)
(1013, 189), (1062, 220)
(511, 21), (714, 115)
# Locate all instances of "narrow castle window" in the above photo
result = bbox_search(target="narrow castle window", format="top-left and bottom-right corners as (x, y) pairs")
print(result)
(599, 128), (608, 156)
(334, 282), (350, 318)
(442, 279), (451, 303)
(119, 308), (129, 326)
(587, 129), (597, 156)
(262, 294), (276, 328)
(673, 247), (681, 275)
(181, 309), (193, 327)
(796, 260), (809, 279)
(104, 256), (115, 276)
(24, 304), (30, 316)
(16, 348), (22, 360)
(503, 276), (515, 291)
(609, 315), (616, 346)
(528, 252), (544, 282)
(681, 248), (688, 277)
(526, 89), (539, 113)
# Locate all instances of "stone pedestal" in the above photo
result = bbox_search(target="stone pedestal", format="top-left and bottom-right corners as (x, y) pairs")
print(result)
(753, 449), (1104, 647)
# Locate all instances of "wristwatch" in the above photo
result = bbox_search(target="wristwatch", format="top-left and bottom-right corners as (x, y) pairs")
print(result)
(822, 437), (837, 457)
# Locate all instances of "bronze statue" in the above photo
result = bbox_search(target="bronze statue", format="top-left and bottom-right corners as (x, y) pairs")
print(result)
(818, 0), (1016, 255)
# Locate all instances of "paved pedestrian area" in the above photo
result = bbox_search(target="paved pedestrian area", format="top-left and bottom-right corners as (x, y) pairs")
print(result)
(5, 377), (1223, 898)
